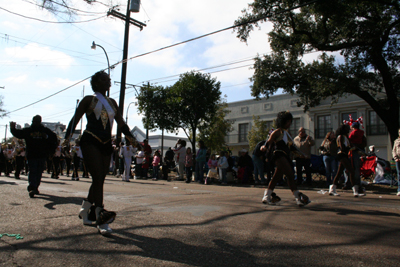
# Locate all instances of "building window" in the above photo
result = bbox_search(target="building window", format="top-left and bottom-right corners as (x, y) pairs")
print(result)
(367, 111), (387, 135)
(263, 103), (272, 110)
(316, 115), (332, 139)
(238, 123), (249, 142)
(289, 118), (300, 137)
(342, 112), (357, 124)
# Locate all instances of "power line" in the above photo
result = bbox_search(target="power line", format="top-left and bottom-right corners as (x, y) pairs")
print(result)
(0, 6), (107, 23)
(20, 0), (106, 16)
(4, 0), (321, 115)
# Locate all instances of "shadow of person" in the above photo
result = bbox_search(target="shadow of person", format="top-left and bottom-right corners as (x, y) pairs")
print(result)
(33, 193), (83, 210)
(107, 231), (258, 267)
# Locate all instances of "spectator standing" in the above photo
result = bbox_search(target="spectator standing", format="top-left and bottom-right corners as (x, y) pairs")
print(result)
(119, 141), (135, 182)
(252, 140), (267, 184)
(207, 154), (219, 181)
(320, 131), (338, 186)
(173, 140), (186, 181)
(135, 148), (145, 179)
(348, 122), (366, 190)
(195, 140), (207, 183)
(63, 144), (72, 177)
(294, 127), (315, 186)
(185, 147), (193, 183)
(4, 143), (14, 177)
(165, 147), (175, 171)
(71, 140), (83, 181)
(51, 139), (62, 179)
(142, 151), (150, 179)
(237, 149), (253, 183)
(392, 128), (400, 196)
(10, 115), (57, 198)
(152, 150), (161, 180)
(13, 140), (26, 180)
(218, 151), (229, 185)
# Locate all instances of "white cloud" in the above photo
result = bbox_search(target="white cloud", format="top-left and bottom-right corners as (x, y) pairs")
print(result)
(4, 75), (28, 83)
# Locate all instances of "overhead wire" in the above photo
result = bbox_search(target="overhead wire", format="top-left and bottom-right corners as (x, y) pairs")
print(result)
(4, 0), (322, 115)
(0, 6), (107, 24)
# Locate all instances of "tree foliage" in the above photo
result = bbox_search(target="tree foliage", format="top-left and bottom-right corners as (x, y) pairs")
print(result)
(170, 71), (222, 154)
(247, 115), (275, 153)
(136, 71), (222, 155)
(197, 101), (233, 153)
(235, 0), (400, 144)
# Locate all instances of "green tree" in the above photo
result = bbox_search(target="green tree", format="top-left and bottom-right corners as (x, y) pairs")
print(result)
(170, 71), (222, 155)
(247, 115), (275, 152)
(235, 0), (400, 145)
(137, 84), (179, 134)
(197, 102), (233, 153)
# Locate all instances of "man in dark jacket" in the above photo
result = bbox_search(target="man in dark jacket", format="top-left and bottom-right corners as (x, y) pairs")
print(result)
(10, 115), (57, 198)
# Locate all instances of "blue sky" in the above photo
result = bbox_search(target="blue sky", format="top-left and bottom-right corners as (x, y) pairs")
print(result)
(0, 0), (274, 140)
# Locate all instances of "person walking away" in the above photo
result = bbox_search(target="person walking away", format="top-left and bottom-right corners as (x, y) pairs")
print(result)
(294, 127), (315, 186)
(10, 115), (57, 198)
(252, 140), (267, 185)
(392, 128), (400, 196)
(185, 147), (193, 183)
(320, 131), (338, 186)
(218, 151), (229, 185)
(152, 150), (161, 180)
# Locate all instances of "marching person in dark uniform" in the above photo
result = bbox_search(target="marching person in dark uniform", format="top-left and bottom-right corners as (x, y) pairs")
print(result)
(10, 115), (57, 198)
(64, 71), (140, 235)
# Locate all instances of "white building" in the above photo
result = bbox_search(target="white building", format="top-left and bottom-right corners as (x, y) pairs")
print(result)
(225, 94), (392, 160)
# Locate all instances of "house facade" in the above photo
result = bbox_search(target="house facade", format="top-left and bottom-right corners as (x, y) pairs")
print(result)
(225, 94), (392, 160)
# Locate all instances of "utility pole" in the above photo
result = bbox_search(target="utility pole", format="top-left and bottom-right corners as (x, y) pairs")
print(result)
(108, 1), (146, 144)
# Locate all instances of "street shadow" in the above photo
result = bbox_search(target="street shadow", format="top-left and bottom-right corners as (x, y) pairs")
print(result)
(33, 193), (83, 210)
(0, 180), (18, 185)
(308, 204), (400, 217)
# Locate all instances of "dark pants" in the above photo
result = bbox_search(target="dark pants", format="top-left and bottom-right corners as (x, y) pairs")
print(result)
(27, 158), (45, 191)
(73, 155), (81, 178)
(65, 157), (71, 176)
(52, 156), (60, 177)
(153, 166), (159, 179)
(15, 156), (25, 178)
(185, 166), (193, 182)
(296, 158), (312, 184)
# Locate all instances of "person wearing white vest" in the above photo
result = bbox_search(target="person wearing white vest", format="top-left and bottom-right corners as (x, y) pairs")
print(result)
(119, 141), (136, 182)
(64, 71), (140, 236)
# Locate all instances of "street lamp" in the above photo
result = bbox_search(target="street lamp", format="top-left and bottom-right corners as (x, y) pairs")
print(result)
(91, 41), (110, 76)
(126, 102), (136, 126)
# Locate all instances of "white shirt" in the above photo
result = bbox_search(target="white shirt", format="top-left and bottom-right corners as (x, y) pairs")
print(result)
(135, 151), (145, 164)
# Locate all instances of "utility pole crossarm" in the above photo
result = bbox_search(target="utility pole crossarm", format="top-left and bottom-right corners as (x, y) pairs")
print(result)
(107, 9), (147, 30)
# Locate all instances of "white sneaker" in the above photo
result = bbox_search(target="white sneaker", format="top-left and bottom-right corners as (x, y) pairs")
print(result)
(97, 224), (112, 235)
(329, 184), (340, 196)
(397, 191), (400, 196)
(262, 190), (268, 204)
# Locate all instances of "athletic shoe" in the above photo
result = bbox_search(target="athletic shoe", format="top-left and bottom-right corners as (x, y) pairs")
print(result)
(328, 184), (340, 196)
(262, 191), (281, 205)
(97, 224), (112, 235)
(397, 192), (400, 196)
(96, 208), (116, 225)
(29, 190), (35, 198)
(296, 192), (311, 207)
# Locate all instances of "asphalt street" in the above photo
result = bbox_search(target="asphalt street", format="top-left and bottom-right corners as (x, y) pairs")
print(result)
(1, 173), (399, 267)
